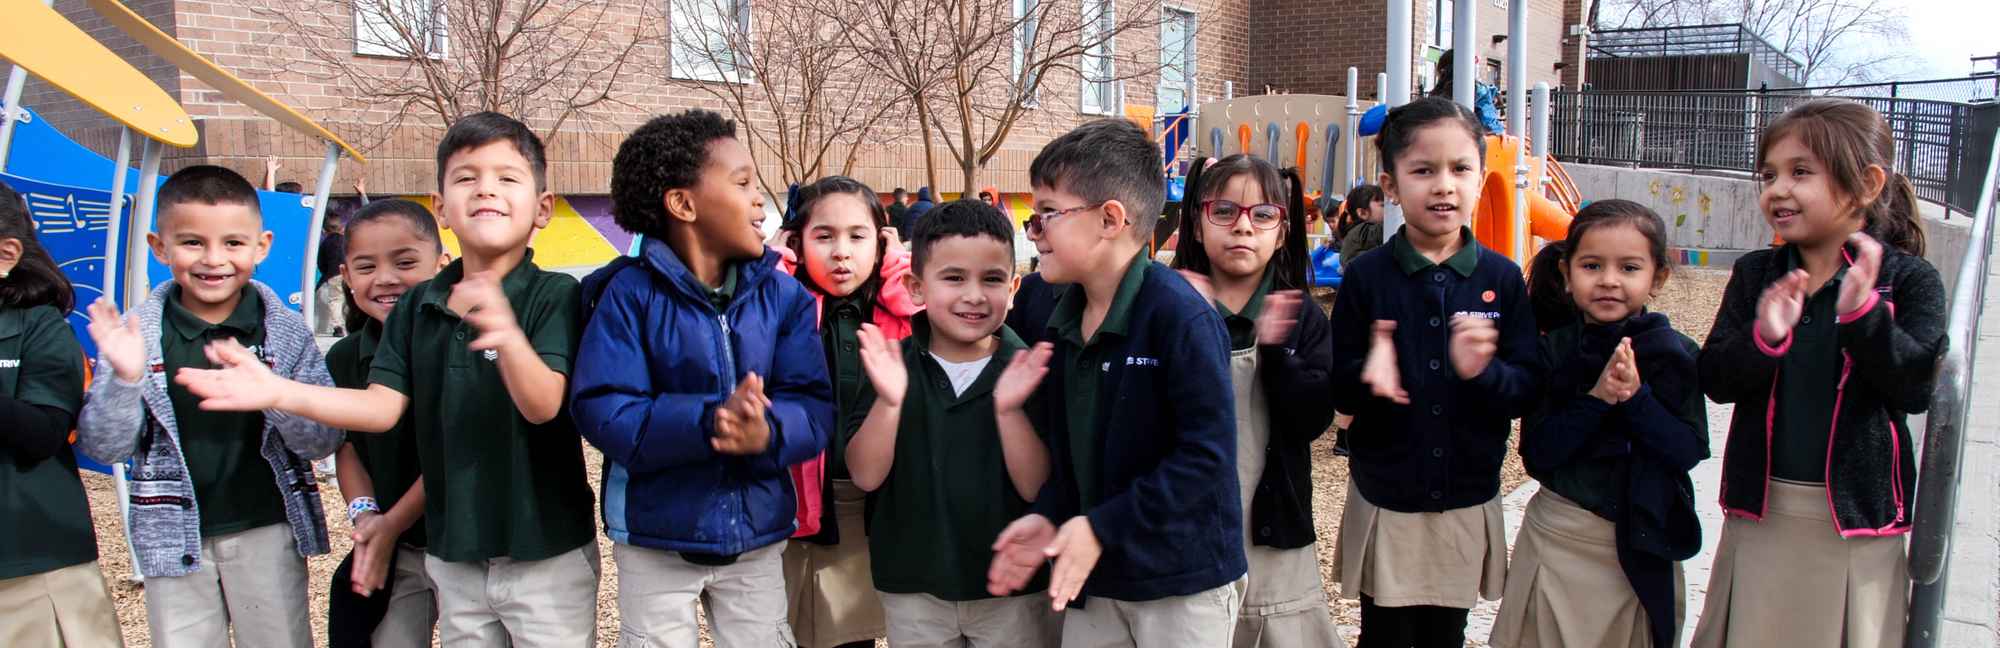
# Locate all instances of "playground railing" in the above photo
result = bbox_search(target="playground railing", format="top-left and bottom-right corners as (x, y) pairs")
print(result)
(1905, 103), (2000, 648)
(1549, 89), (1988, 216)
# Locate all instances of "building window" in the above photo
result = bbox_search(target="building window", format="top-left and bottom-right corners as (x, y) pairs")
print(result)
(670, 0), (751, 83)
(353, 0), (447, 59)
(1014, 0), (1041, 106)
(1158, 7), (1194, 112)
(1431, 0), (1453, 48)
(1080, 0), (1115, 115)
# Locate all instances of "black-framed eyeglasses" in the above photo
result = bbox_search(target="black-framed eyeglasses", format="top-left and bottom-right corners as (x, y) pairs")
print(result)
(1025, 201), (1106, 237)
(1201, 199), (1287, 230)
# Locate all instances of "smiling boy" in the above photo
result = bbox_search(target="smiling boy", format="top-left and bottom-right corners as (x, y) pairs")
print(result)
(172, 113), (602, 647)
(77, 165), (344, 648)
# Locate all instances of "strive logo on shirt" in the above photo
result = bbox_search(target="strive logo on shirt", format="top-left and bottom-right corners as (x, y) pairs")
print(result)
(0, 358), (19, 368)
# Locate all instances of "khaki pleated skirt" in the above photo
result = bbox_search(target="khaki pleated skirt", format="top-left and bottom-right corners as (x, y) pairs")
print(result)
(1489, 490), (1683, 648)
(1332, 478), (1507, 609)
(783, 479), (887, 648)
(1228, 348), (1345, 647)
(1690, 479), (1908, 648)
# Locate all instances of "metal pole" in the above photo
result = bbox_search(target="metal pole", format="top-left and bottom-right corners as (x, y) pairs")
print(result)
(0, 0), (54, 172)
(125, 139), (164, 302)
(1384, 0), (1410, 235)
(301, 141), (341, 328)
(1507, 0), (1528, 137)
(103, 129), (132, 304)
(1532, 83), (1551, 158)
(1904, 121), (2000, 648)
(1346, 67), (1361, 189)
(1514, 117), (1531, 263)
(104, 128), (139, 583)
(1452, 0), (1476, 110)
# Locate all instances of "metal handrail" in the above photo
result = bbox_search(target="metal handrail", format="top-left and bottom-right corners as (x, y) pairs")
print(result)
(1905, 119), (2000, 648)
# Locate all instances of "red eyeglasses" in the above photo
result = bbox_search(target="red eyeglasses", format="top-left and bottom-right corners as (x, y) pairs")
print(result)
(1201, 199), (1287, 230)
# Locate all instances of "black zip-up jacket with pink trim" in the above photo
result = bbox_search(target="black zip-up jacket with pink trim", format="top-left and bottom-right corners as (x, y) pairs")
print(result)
(1700, 245), (1945, 537)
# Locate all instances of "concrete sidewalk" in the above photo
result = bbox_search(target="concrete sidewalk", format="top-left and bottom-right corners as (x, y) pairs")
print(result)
(1934, 229), (2000, 647)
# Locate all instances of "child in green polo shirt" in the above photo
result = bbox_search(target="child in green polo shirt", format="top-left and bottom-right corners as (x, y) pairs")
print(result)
(176, 113), (602, 647)
(846, 199), (1061, 648)
(78, 165), (345, 648)
(0, 181), (124, 647)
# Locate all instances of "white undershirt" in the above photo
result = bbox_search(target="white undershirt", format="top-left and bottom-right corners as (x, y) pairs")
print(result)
(930, 353), (993, 397)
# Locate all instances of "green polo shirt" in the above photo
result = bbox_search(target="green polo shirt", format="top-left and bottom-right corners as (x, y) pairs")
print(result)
(1047, 251), (1149, 509)
(1390, 226), (1481, 277)
(1771, 247), (1845, 483)
(822, 294), (868, 480)
(1215, 267), (1277, 350)
(163, 285), (286, 538)
(705, 265), (738, 311)
(367, 252), (596, 562)
(325, 320), (426, 548)
(0, 305), (96, 579)
(859, 315), (1045, 600)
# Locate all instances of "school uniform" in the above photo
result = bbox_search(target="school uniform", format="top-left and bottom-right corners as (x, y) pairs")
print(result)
(1326, 227), (1541, 647)
(1210, 271), (1345, 648)
(572, 238), (833, 648)
(1024, 252), (1249, 647)
(76, 281), (344, 648)
(1692, 245), (1946, 648)
(367, 252), (601, 648)
(1491, 313), (1708, 648)
(773, 247), (916, 648)
(324, 320), (437, 648)
(851, 313), (1062, 648)
(0, 304), (123, 647)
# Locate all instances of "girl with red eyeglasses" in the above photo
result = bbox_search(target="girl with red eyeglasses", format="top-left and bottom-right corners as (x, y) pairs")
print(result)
(1171, 154), (1346, 648)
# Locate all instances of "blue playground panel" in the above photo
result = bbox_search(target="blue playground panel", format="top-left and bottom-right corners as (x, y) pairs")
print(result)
(5, 106), (316, 474)
(1311, 246), (1343, 288)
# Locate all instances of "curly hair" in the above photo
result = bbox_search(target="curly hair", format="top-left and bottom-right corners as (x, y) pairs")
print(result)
(610, 110), (739, 241)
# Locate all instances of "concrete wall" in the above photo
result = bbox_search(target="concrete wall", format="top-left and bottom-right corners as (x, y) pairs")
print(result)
(1562, 162), (1977, 294)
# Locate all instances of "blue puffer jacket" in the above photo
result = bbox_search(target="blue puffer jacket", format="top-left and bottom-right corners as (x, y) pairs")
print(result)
(572, 237), (834, 556)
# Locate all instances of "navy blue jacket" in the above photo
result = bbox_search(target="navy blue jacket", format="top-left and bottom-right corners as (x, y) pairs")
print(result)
(1329, 229), (1543, 512)
(1015, 268), (1248, 602)
(571, 237), (834, 555)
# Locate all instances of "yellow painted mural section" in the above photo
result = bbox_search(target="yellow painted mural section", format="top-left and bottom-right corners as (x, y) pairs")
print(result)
(400, 196), (619, 269)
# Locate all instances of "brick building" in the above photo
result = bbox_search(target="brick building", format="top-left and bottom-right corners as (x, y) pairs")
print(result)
(21, 0), (1588, 198)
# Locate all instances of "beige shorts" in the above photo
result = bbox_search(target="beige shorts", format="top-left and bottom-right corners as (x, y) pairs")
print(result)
(143, 522), (313, 648)
(426, 542), (602, 648)
(613, 541), (793, 648)
(1061, 581), (1244, 648)
(878, 591), (1061, 648)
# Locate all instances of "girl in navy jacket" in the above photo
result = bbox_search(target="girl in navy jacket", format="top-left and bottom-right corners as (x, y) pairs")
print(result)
(1691, 100), (1946, 648)
(1491, 200), (1707, 648)
(1171, 154), (1343, 648)
(1328, 97), (1543, 648)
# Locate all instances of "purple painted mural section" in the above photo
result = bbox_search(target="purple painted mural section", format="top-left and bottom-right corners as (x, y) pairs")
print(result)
(567, 195), (632, 254)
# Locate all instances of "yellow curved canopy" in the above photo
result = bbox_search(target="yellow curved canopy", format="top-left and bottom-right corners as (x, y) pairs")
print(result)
(84, 0), (365, 162)
(0, 0), (197, 147)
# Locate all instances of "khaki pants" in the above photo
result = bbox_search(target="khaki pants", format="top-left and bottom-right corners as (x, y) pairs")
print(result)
(143, 523), (313, 648)
(426, 542), (602, 648)
(1060, 581), (1243, 648)
(613, 541), (794, 647)
(372, 544), (440, 648)
(0, 560), (125, 647)
(879, 591), (1061, 648)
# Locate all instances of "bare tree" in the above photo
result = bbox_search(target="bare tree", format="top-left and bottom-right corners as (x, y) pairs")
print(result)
(259, 0), (659, 147)
(1597, 0), (1911, 85)
(665, 0), (906, 213)
(841, 0), (1171, 191)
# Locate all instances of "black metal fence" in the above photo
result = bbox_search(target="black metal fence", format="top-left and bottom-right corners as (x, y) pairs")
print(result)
(1550, 89), (1985, 214)
(1589, 24), (1805, 86)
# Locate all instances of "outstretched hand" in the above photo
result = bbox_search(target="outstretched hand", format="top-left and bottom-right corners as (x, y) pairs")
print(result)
(1361, 320), (1409, 404)
(86, 298), (146, 383)
(175, 338), (283, 412)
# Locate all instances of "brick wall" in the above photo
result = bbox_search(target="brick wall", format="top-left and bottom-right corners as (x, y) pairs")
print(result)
(1247, 0), (1386, 97)
(21, 0), (1254, 197)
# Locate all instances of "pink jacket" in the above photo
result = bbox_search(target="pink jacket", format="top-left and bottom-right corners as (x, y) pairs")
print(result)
(773, 245), (919, 537)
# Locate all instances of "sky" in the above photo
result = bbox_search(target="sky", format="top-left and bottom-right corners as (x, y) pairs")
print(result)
(1889, 0), (1998, 78)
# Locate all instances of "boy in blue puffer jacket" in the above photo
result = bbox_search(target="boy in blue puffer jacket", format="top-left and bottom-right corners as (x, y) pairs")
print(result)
(571, 109), (835, 647)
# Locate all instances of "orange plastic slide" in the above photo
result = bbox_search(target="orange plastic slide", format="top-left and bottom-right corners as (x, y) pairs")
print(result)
(1472, 134), (1575, 264)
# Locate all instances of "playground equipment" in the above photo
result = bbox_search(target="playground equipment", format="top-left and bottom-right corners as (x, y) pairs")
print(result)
(1192, 90), (1578, 267)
